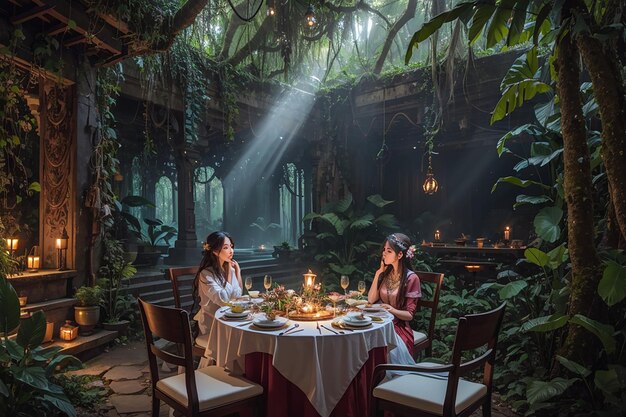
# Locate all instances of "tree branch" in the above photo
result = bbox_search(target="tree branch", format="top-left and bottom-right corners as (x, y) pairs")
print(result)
(226, 17), (273, 66)
(373, 0), (417, 74)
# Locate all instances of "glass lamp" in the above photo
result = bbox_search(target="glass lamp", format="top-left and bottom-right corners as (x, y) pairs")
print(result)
(27, 245), (40, 272)
(303, 269), (316, 289)
(304, 4), (316, 28)
(423, 154), (439, 195)
(6, 238), (18, 256)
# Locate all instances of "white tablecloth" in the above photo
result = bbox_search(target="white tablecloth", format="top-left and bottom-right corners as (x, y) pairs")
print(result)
(206, 312), (398, 417)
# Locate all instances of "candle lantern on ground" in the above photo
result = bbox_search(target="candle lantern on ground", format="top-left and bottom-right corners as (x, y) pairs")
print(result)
(434, 230), (441, 241)
(56, 227), (69, 271)
(504, 226), (511, 242)
(60, 320), (78, 341)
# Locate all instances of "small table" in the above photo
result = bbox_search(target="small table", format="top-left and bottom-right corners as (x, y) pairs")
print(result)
(207, 311), (397, 417)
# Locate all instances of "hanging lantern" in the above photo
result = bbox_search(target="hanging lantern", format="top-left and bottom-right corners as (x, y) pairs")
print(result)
(304, 4), (316, 28)
(422, 154), (439, 195)
(266, 0), (276, 16)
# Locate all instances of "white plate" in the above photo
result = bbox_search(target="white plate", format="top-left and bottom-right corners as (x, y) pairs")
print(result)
(224, 309), (249, 318)
(344, 315), (373, 326)
(253, 316), (288, 328)
(357, 304), (384, 313)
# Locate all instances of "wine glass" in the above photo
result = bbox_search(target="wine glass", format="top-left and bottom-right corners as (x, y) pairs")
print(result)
(340, 275), (349, 295)
(244, 277), (253, 293)
(263, 275), (272, 292)
(357, 280), (366, 296)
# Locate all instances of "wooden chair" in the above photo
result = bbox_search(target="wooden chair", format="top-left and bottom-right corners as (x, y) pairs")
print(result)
(412, 271), (444, 359)
(168, 266), (207, 359)
(371, 302), (506, 417)
(138, 298), (263, 417)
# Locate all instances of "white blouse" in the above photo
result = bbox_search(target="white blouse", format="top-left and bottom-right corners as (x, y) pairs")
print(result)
(193, 266), (242, 335)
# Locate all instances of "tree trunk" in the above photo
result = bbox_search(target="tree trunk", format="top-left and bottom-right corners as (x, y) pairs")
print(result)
(554, 29), (603, 364)
(577, 33), (626, 245)
(373, 0), (417, 74)
(218, 1), (251, 60)
(226, 17), (273, 66)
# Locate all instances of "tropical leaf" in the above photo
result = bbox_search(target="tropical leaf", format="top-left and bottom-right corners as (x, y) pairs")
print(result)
(506, 0), (530, 45)
(556, 355), (591, 377)
(496, 123), (542, 156)
(521, 314), (568, 332)
(569, 314), (616, 354)
(486, 0), (514, 48)
(14, 366), (50, 390)
(514, 194), (551, 208)
(349, 214), (374, 230)
(329, 263), (357, 275)
(367, 194), (394, 208)
(491, 80), (551, 123)
(320, 213), (345, 235)
(492, 176), (550, 193)
(405, 2), (474, 62)
(533, 3), (552, 44)
(16, 310), (46, 349)
(534, 206), (563, 243)
(323, 193), (353, 214)
(526, 377), (578, 404)
(498, 280), (528, 299)
(43, 393), (77, 417)
(0, 276), (20, 335)
(120, 195), (154, 208)
(598, 260), (626, 307)
(469, 3), (497, 44)
(594, 368), (621, 396)
(547, 244), (568, 269)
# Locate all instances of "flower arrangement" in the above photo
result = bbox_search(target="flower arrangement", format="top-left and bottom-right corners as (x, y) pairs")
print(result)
(261, 285), (295, 313)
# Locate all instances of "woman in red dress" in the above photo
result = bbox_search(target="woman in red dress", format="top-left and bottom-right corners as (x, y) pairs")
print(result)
(368, 233), (421, 354)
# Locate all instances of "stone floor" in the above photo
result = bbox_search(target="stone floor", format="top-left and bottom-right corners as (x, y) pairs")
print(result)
(67, 340), (519, 417)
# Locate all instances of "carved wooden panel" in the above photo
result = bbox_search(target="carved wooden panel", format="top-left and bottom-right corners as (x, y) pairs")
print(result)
(40, 80), (75, 269)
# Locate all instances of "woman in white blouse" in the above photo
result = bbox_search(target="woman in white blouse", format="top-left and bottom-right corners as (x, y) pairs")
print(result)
(192, 231), (243, 335)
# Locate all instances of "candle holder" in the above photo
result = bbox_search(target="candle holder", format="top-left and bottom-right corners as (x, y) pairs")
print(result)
(6, 237), (18, 257)
(59, 320), (78, 341)
(56, 227), (69, 271)
(503, 226), (511, 243)
(303, 269), (317, 289)
(27, 245), (40, 272)
(434, 230), (441, 242)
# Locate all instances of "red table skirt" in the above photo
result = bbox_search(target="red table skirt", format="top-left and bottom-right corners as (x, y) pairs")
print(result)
(243, 347), (387, 417)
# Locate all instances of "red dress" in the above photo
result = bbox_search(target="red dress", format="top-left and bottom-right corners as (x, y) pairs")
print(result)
(378, 271), (421, 353)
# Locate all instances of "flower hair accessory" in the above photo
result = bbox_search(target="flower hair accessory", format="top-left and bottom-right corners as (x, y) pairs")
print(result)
(202, 242), (210, 251)
(406, 245), (416, 260)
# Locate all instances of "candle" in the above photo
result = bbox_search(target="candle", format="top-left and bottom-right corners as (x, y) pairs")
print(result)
(55, 238), (62, 249)
(434, 230), (440, 241)
(504, 226), (510, 241)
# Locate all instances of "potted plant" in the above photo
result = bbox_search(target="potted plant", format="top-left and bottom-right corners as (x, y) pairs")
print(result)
(97, 238), (137, 336)
(74, 285), (104, 334)
(1, 274), (82, 416)
(134, 218), (177, 265)
(272, 241), (293, 261)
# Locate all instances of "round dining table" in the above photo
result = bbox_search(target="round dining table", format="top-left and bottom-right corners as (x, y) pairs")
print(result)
(206, 309), (398, 417)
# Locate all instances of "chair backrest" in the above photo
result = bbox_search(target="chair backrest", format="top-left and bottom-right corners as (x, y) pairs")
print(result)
(168, 266), (199, 311)
(443, 302), (506, 416)
(415, 271), (444, 340)
(138, 298), (201, 412)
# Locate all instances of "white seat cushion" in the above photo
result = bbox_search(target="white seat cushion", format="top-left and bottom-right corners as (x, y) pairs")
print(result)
(373, 372), (487, 415)
(157, 366), (263, 411)
(413, 330), (427, 345)
(195, 333), (209, 348)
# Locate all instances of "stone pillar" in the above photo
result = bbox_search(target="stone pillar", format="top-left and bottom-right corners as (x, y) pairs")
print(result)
(167, 147), (198, 264)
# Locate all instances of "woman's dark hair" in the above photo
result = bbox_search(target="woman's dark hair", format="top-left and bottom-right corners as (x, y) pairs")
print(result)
(192, 231), (234, 307)
(378, 233), (413, 309)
